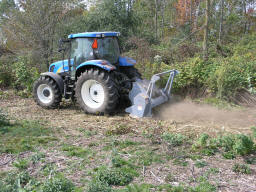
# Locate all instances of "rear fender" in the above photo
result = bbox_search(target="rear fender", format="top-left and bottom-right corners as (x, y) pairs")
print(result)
(119, 57), (136, 67)
(75, 60), (116, 78)
(40, 72), (64, 94)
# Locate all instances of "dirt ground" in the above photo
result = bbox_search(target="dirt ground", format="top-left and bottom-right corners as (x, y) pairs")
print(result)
(0, 91), (256, 191)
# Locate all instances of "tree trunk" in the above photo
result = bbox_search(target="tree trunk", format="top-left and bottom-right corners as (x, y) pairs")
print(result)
(161, 0), (165, 39)
(243, 0), (247, 33)
(203, 0), (210, 60)
(218, 0), (224, 44)
(190, 0), (193, 36)
(155, 0), (158, 40)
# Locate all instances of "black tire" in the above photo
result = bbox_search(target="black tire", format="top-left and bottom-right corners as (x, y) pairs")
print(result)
(33, 76), (62, 108)
(75, 68), (119, 115)
(120, 66), (142, 80)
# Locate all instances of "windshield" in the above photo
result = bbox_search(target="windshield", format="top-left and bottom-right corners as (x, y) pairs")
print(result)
(70, 37), (120, 65)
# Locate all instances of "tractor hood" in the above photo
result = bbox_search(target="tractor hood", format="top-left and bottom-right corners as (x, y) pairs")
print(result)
(49, 59), (74, 74)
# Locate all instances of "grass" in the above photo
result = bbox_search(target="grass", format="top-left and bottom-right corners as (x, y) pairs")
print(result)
(62, 144), (93, 158)
(1, 108), (255, 191)
(232, 164), (252, 174)
(0, 117), (57, 153)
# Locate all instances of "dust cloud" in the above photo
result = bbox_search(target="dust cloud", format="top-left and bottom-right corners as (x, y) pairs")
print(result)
(156, 101), (256, 128)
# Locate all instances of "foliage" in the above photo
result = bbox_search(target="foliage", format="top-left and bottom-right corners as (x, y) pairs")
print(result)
(87, 180), (112, 192)
(232, 164), (251, 174)
(62, 144), (91, 158)
(0, 117), (56, 153)
(162, 133), (186, 147)
(13, 55), (39, 95)
(42, 175), (75, 192)
(96, 167), (134, 186)
(0, 108), (9, 126)
(192, 133), (255, 158)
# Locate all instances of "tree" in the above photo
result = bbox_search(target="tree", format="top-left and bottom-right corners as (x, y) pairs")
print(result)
(1, 0), (82, 70)
(203, 0), (210, 60)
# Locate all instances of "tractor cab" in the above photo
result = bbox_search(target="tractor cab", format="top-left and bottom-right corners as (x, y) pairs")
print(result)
(69, 32), (121, 66)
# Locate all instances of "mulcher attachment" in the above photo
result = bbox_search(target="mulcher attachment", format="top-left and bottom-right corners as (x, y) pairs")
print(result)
(125, 70), (179, 118)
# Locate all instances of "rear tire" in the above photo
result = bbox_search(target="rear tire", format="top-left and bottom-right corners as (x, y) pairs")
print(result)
(120, 66), (142, 80)
(75, 69), (119, 115)
(33, 76), (62, 108)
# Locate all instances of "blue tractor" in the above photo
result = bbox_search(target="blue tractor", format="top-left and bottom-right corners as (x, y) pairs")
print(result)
(33, 32), (178, 118)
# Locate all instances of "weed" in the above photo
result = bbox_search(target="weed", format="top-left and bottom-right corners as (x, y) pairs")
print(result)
(208, 168), (219, 174)
(96, 167), (134, 186)
(88, 142), (99, 147)
(192, 134), (217, 156)
(31, 152), (45, 164)
(194, 160), (208, 168)
(62, 144), (91, 158)
(42, 175), (75, 192)
(13, 159), (29, 170)
(173, 158), (188, 167)
(251, 127), (256, 138)
(133, 150), (164, 166)
(87, 180), (112, 192)
(244, 156), (256, 165)
(0, 120), (55, 153)
(162, 133), (186, 147)
(222, 151), (236, 159)
(165, 173), (176, 182)
(0, 109), (9, 126)
(190, 181), (216, 192)
(232, 164), (251, 174)
(233, 135), (254, 155)
(125, 184), (151, 192)
(79, 129), (97, 137)
(105, 124), (132, 136)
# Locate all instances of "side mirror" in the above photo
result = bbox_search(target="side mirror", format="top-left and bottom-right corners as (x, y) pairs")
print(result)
(58, 38), (70, 52)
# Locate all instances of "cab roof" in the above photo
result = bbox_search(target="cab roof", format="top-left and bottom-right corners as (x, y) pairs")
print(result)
(68, 32), (120, 39)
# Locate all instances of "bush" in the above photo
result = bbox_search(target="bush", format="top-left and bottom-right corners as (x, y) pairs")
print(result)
(87, 180), (112, 192)
(42, 176), (75, 192)
(0, 109), (9, 127)
(13, 55), (39, 95)
(232, 164), (251, 174)
(96, 167), (133, 186)
(232, 134), (254, 156)
(162, 133), (186, 147)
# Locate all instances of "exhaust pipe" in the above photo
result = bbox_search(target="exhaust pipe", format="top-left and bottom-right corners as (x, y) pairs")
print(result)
(125, 70), (179, 118)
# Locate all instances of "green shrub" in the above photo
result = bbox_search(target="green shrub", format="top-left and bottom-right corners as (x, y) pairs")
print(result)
(13, 159), (29, 170)
(96, 167), (133, 186)
(194, 160), (208, 168)
(87, 180), (112, 192)
(0, 109), (9, 127)
(233, 135), (254, 155)
(42, 176), (75, 192)
(251, 127), (256, 139)
(13, 55), (39, 95)
(192, 134), (217, 156)
(162, 133), (186, 147)
(232, 164), (251, 174)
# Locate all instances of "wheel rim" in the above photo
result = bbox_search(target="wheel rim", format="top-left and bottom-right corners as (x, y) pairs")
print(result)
(81, 80), (105, 109)
(37, 84), (54, 104)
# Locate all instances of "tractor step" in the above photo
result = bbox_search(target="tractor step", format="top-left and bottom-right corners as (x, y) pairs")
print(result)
(125, 70), (179, 118)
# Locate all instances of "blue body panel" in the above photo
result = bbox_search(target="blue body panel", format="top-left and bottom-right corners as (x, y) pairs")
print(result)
(68, 32), (120, 39)
(49, 59), (116, 74)
(119, 57), (136, 67)
(49, 59), (74, 74)
(76, 60), (116, 71)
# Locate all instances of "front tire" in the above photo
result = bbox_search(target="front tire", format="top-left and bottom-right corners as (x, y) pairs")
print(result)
(33, 76), (62, 108)
(75, 69), (119, 115)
